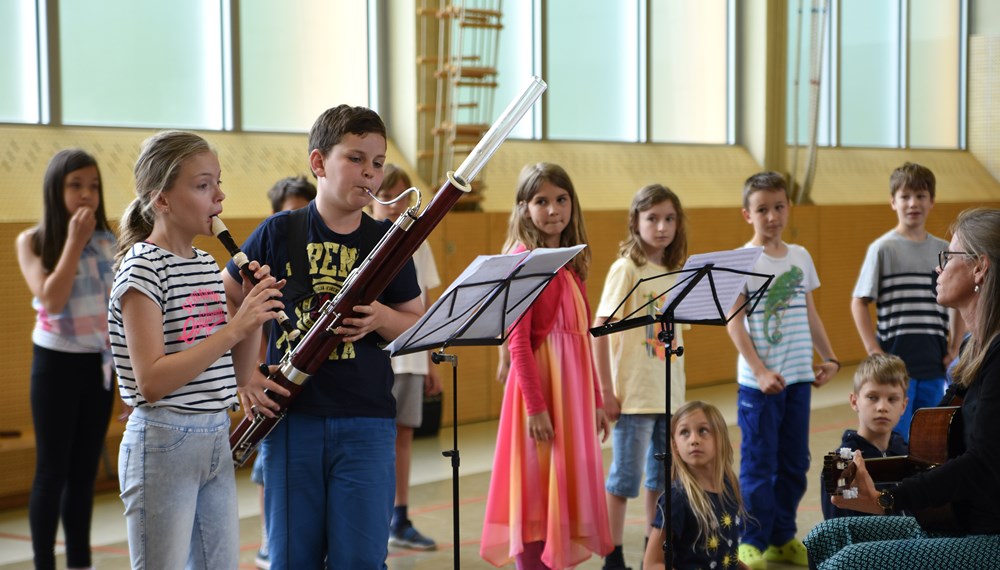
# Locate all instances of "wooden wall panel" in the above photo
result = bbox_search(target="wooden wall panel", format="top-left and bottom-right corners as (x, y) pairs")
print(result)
(434, 213), (496, 425)
(4, 223), (37, 436)
(580, 210), (629, 307)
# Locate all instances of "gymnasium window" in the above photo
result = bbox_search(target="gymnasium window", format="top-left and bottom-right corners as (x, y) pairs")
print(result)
(0, 0), (41, 124)
(495, 0), (732, 144)
(240, 0), (371, 132)
(786, 0), (966, 149)
(60, 0), (226, 129)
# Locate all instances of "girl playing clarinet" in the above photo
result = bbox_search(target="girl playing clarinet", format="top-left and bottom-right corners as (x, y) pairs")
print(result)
(109, 130), (284, 568)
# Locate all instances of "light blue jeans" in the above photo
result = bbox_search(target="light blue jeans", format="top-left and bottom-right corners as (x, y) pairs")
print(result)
(118, 406), (238, 570)
(605, 413), (668, 498)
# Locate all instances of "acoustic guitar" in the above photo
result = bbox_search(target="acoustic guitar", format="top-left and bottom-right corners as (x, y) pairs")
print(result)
(820, 406), (963, 532)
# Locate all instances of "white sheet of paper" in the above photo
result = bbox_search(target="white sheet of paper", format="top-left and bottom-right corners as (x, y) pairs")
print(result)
(660, 247), (764, 322)
(385, 245), (586, 355)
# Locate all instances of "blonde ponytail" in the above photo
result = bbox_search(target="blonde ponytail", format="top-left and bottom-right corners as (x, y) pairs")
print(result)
(115, 196), (155, 270)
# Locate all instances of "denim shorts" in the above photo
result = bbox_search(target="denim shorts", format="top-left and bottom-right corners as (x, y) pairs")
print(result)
(605, 413), (668, 498)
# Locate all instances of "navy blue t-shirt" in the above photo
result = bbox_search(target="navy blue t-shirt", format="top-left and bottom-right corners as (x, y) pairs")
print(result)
(225, 203), (419, 418)
(656, 482), (743, 570)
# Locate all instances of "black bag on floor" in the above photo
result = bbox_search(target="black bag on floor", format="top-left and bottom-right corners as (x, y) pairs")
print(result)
(414, 393), (443, 438)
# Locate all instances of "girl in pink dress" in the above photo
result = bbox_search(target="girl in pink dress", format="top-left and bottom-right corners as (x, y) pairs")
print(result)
(481, 163), (613, 569)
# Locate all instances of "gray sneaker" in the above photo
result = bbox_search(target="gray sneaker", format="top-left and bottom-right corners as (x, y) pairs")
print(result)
(388, 522), (437, 550)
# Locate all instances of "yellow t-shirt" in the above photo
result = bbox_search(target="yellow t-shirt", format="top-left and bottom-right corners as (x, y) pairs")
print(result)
(595, 257), (686, 414)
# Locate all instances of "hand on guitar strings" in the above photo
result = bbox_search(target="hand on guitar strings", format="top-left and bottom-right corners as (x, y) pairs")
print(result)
(830, 450), (884, 515)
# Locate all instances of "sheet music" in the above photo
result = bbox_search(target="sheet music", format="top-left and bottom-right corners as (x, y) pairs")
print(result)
(662, 247), (764, 321)
(385, 245), (586, 355)
(439, 251), (528, 298)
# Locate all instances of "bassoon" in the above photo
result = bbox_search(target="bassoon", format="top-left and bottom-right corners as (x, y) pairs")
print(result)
(229, 76), (547, 466)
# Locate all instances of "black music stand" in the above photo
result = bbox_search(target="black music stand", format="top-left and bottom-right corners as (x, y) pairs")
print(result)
(386, 244), (587, 569)
(589, 247), (773, 569)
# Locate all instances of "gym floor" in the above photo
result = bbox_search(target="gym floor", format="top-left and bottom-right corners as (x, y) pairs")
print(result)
(0, 368), (859, 569)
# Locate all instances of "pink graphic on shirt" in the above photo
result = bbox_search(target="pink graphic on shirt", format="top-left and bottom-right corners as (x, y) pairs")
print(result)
(180, 289), (226, 344)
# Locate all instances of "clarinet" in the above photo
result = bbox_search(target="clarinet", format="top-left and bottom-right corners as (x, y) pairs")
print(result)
(212, 216), (301, 341)
(229, 76), (548, 466)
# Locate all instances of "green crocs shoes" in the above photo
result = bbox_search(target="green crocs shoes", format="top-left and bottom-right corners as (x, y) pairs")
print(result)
(738, 543), (767, 569)
(763, 538), (809, 566)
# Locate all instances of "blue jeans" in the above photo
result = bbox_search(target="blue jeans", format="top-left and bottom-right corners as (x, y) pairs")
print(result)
(118, 406), (238, 570)
(738, 382), (811, 550)
(262, 414), (396, 570)
(897, 376), (947, 443)
(605, 413), (668, 498)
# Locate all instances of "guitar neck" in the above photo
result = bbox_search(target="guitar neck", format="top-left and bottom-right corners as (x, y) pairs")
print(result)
(822, 453), (939, 495)
(864, 455), (938, 485)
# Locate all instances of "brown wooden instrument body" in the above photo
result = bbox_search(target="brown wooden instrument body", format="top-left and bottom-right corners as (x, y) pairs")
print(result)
(908, 405), (964, 465)
(230, 373), (307, 466)
(229, 176), (470, 465)
(821, 406), (962, 532)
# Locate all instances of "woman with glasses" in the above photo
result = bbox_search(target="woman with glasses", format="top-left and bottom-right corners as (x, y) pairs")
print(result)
(804, 208), (1000, 569)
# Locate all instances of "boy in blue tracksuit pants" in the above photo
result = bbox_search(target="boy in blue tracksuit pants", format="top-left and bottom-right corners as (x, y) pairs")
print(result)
(726, 172), (841, 570)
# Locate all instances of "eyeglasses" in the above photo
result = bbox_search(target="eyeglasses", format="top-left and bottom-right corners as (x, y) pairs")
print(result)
(939, 251), (971, 270)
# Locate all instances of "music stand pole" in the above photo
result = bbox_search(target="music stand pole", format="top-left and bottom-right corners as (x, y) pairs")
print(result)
(655, 308), (681, 564)
(431, 350), (461, 570)
(653, 266), (712, 569)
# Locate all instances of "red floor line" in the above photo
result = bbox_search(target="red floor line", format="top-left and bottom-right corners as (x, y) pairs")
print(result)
(407, 493), (487, 515)
(91, 543), (130, 555)
(387, 538), (482, 559)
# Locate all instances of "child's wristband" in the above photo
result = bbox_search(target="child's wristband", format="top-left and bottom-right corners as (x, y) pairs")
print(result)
(825, 358), (841, 371)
